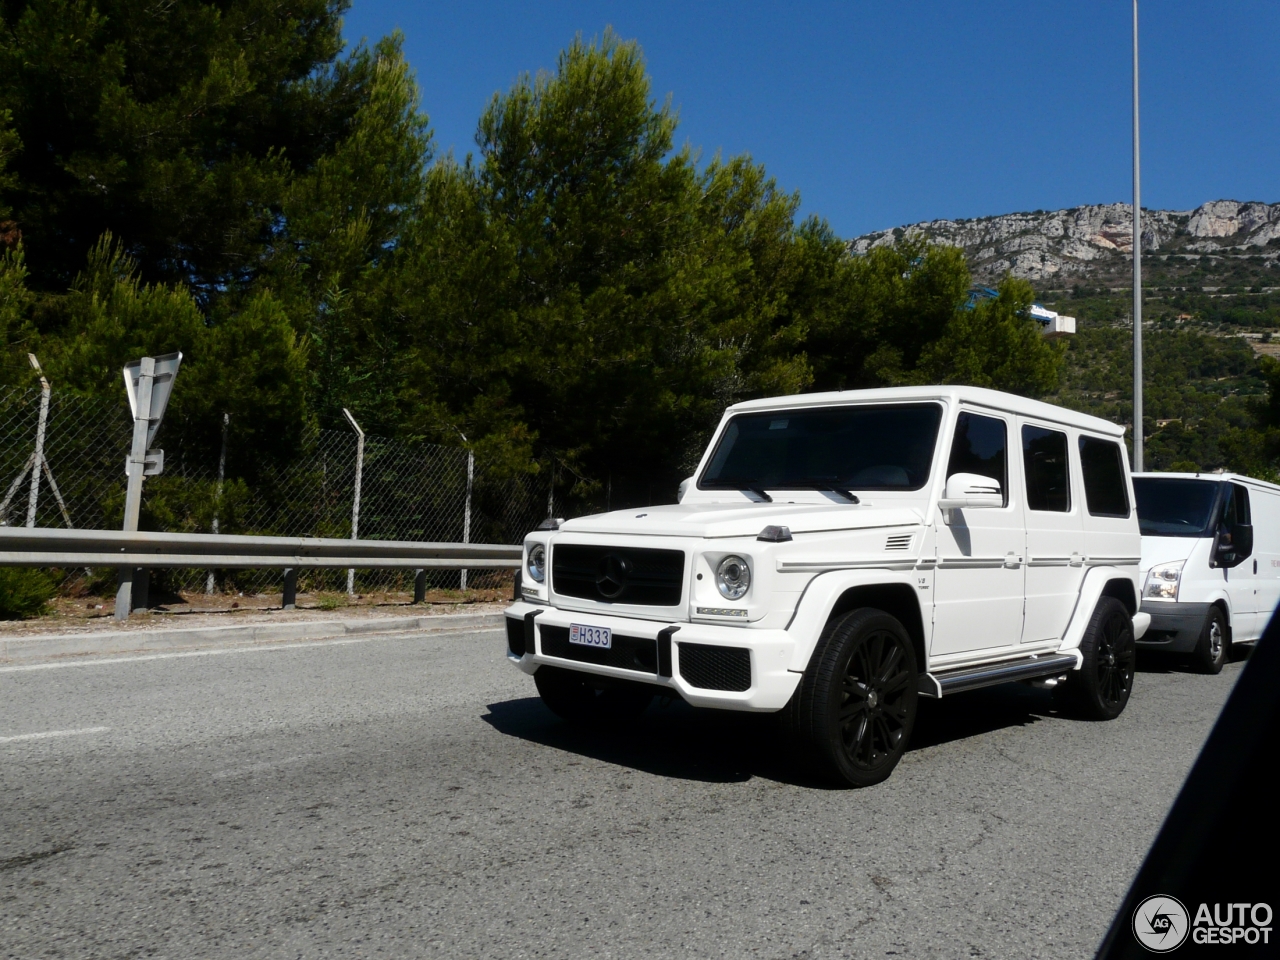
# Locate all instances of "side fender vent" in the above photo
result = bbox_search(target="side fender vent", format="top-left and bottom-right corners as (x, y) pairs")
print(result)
(885, 533), (914, 551)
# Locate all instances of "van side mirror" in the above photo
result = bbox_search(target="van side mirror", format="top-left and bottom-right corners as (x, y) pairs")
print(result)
(939, 473), (1003, 511)
(1214, 522), (1253, 568)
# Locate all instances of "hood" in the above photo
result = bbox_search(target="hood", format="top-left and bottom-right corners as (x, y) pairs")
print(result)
(1140, 536), (1198, 572)
(558, 500), (926, 539)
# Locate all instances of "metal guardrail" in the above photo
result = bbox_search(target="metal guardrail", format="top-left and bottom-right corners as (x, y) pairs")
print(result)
(0, 526), (523, 618)
(0, 526), (522, 570)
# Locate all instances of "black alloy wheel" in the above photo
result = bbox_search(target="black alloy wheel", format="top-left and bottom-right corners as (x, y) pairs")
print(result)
(1061, 596), (1136, 720)
(787, 608), (919, 787)
(533, 665), (654, 723)
(1191, 606), (1229, 675)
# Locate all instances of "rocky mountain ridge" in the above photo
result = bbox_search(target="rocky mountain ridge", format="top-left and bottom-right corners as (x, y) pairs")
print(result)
(849, 200), (1280, 288)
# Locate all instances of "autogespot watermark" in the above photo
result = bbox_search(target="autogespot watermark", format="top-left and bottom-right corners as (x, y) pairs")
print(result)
(1132, 896), (1273, 952)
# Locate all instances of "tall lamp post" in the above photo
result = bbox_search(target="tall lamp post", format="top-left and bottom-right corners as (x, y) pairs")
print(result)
(1132, 0), (1144, 472)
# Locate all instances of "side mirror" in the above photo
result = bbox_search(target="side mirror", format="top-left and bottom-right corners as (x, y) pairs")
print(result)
(678, 476), (694, 502)
(939, 473), (1003, 511)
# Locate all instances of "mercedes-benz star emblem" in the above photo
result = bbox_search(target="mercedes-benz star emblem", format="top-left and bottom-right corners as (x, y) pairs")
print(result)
(595, 554), (632, 599)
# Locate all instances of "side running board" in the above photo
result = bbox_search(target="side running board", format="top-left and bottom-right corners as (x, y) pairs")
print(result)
(917, 652), (1079, 699)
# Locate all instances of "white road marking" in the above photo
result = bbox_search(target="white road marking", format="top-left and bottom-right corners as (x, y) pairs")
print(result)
(0, 627), (503, 674)
(0, 726), (110, 743)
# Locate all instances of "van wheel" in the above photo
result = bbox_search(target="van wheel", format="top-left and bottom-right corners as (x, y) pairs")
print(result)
(786, 608), (919, 788)
(533, 666), (653, 723)
(1061, 597), (1135, 720)
(1191, 606), (1228, 675)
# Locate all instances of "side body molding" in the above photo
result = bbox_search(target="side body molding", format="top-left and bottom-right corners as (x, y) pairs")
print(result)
(784, 568), (928, 673)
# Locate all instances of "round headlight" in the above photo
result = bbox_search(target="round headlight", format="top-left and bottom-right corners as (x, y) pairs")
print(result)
(527, 543), (547, 583)
(715, 555), (751, 600)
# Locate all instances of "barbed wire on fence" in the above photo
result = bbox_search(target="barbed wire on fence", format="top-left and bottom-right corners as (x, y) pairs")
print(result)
(0, 385), (551, 597)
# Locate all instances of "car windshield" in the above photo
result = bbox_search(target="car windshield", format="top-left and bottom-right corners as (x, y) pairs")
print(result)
(700, 403), (943, 492)
(1132, 477), (1220, 537)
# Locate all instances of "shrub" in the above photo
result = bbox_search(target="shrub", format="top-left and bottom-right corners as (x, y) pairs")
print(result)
(0, 567), (56, 619)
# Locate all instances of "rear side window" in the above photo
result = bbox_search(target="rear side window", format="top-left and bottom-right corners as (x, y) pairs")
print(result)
(947, 412), (1008, 505)
(1022, 425), (1070, 512)
(1079, 437), (1129, 517)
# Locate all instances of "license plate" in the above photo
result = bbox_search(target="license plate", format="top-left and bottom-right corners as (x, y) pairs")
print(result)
(569, 623), (612, 649)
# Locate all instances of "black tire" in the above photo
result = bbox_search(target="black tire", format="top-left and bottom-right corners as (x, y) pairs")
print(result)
(1191, 606), (1228, 675)
(533, 665), (653, 723)
(1061, 597), (1135, 720)
(786, 608), (919, 788)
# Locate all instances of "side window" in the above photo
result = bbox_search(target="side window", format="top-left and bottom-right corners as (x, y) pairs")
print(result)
(1022, 425), (1070, 512)
(1078, 436), (1130, 518)
(947, 412), (1008, 505)
(1221, 484), (1252, 527)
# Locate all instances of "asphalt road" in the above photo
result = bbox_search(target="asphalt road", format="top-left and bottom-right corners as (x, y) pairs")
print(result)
(0, 629), (1244, 960)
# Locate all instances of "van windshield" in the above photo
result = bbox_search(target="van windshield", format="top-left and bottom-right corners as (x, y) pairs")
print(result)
(700, 403), (943, 492)
(1132, 477), (1220, 537)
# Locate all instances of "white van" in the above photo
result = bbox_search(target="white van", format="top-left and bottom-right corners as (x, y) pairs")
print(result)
(1134, 472), (1280, 673)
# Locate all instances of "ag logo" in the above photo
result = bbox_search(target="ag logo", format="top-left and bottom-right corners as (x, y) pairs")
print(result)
(1133, 895), (1190, 953)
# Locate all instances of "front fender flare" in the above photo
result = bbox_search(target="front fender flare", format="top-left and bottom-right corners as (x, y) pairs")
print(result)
(785, 568), (927, 673)
(1060, 566), (1142, 652)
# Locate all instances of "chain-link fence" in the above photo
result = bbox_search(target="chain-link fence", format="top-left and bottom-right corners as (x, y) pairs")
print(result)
(0, 386), (550, 597)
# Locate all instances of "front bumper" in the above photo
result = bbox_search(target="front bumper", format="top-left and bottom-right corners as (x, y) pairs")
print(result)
(503, 601), (801, 712)
(1136, 601), (1212, 653)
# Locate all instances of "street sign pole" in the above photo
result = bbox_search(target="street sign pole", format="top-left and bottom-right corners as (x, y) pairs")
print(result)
(343, 408), (365, 597)
(1132, 0), (1144, 473)
(116, 352), (182, 619)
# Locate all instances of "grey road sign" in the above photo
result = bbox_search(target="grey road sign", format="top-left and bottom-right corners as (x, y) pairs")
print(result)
(123, 351), (182, 449)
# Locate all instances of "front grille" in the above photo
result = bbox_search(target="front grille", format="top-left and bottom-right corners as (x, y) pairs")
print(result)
(539, 625), (658, 673)
(552, 544), (685, 606)
(678, 643), (751, 691)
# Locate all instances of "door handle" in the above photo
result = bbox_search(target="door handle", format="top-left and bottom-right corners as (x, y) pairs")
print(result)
(1004, 553), (1022, 569)
(1069, 553), (1083, 567)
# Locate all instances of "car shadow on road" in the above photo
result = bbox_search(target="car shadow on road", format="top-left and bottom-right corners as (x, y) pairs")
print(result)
(483, 682), (1060, 788)
(1136, 641), (1253, 675)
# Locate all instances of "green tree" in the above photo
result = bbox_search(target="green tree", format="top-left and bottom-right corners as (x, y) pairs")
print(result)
(393, 30), (844, 503)
(807, 239), (970, 390)
(918, 276), (1064, 395)
(0, 0), (359, 296)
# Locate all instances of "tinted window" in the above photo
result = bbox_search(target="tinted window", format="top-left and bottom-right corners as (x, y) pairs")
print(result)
(700, 403), (943, 492)
(1022, 425), (1070, 512)
(1079, 437), (1129, 517)
(947, 413), (1008, 505)
(1133, 478), (1219, 536)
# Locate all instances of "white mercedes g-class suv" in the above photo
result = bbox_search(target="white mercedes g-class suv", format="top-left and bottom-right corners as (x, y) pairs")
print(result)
(505, 386), (1150, 786)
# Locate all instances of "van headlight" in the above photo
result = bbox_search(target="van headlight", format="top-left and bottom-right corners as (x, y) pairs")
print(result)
(1143, 561), (1183, 601)
(715, 555), (751, 600)
(526, 543), (547, 583)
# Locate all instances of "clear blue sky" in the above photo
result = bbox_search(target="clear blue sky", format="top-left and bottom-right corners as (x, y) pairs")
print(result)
(341, 1), (1279, 239)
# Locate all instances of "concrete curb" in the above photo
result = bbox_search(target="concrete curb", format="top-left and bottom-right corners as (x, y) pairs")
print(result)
(0, 611), (506, 664)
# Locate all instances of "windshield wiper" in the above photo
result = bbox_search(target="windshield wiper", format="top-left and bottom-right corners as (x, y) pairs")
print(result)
(799, 480), (860, 503)
(715, 479), (773, 502)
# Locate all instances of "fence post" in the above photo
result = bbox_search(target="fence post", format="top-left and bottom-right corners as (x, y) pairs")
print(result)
(282, 568), (297, 610)
(206, 412), (228, 595)
(116, 357), (155, 619)
(547, 459), (555, 519)
(343, 408), (365, 597)
(461, 449), (473, 591)
(24, 363), (51, 528)
(414, 568), (426, 604)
